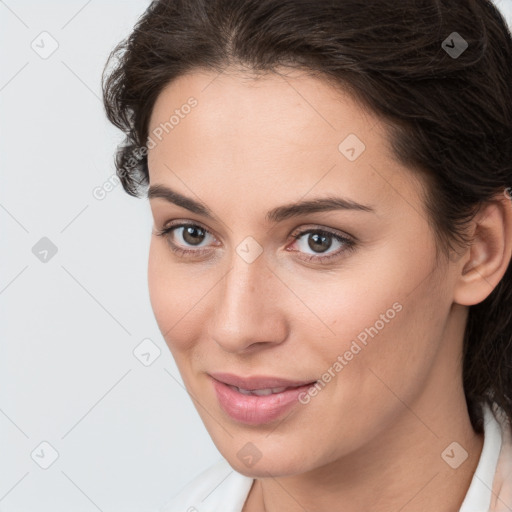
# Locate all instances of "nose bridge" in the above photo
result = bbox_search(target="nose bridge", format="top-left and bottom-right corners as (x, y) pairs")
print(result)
(209, 248), (285, 352)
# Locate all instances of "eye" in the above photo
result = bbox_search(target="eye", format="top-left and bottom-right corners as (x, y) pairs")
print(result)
(288, 227), (356, 263)
(153, 222), (219, 258)
(154, 222), (356, 263)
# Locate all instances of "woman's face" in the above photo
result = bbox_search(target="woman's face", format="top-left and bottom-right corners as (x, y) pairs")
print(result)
(146, 68), (464, 477)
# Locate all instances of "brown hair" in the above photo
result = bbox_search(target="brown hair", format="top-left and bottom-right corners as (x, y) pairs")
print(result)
(102, 0), (512, 433)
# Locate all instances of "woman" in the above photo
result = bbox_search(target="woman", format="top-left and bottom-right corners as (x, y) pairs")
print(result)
(102, 0), (512, 510)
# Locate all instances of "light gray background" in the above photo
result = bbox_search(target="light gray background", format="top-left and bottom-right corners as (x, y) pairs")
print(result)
(1, 1), (511, 511)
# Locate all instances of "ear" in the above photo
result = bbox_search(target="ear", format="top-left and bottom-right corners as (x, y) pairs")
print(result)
(453, 190), (512, 306)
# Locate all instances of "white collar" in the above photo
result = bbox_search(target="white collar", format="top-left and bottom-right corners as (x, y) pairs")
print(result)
(459, 401), (503, 512)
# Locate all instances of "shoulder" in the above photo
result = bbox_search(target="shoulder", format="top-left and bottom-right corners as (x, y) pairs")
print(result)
(157, 458), (255, 512)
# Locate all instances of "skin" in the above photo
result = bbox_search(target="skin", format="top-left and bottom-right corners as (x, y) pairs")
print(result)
(146, 67), (512, 511)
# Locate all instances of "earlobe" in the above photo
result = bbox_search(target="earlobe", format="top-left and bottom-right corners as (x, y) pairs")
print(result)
(454, 192), (512, 306)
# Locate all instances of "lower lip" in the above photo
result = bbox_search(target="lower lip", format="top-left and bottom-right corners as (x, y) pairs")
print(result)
(211, 378), (316, 425)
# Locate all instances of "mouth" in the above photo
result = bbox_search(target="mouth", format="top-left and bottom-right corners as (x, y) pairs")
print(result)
(209, 371), (317, 391)
(226, 384), (303, 396)
(209, 372), (318, 425)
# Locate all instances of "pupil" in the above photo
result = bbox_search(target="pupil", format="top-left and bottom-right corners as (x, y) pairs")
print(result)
(183, 226), (204, 246)
(308, 233), (331, 253)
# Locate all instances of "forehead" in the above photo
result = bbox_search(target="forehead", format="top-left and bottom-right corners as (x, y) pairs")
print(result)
(148, 67), (379, 148)
(146, 68), (425, 220)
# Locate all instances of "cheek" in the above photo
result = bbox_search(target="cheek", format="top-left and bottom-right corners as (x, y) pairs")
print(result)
(148, 240), (187, 346)
(307, 284), (407, 392)
(294, 271), (446, 455)
(147, 239), (211, 354)
(293, 262), (405, 357)
(305, 250), (444, 395)
(335, 272), (446, 409)
(147, 239), (169, 330)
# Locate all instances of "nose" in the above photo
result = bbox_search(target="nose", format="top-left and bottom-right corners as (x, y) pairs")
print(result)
(207, 249), (289, 353)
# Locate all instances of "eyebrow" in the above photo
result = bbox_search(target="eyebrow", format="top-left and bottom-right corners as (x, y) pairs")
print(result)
(147, 184), (375, 223)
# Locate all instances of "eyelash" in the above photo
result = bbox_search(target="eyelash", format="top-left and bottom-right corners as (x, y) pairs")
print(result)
(154, 222), (356, 263)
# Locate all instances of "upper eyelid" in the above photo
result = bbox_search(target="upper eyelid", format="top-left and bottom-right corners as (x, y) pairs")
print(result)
(162, 220), (351, 238)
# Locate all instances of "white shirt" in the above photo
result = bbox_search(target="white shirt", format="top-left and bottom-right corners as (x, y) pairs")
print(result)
(459, 401), (503, 512)
(159, 402), (505, 512)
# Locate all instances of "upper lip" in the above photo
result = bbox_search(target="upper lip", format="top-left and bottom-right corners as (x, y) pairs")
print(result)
(209, 372), (317, 390)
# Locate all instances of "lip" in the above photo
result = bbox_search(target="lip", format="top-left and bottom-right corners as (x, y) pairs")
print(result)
(209, 372), (317, 390)
(209, 373), (318, 425)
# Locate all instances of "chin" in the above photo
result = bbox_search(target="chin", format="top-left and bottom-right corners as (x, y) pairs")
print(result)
(226, 452), (314, 479)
